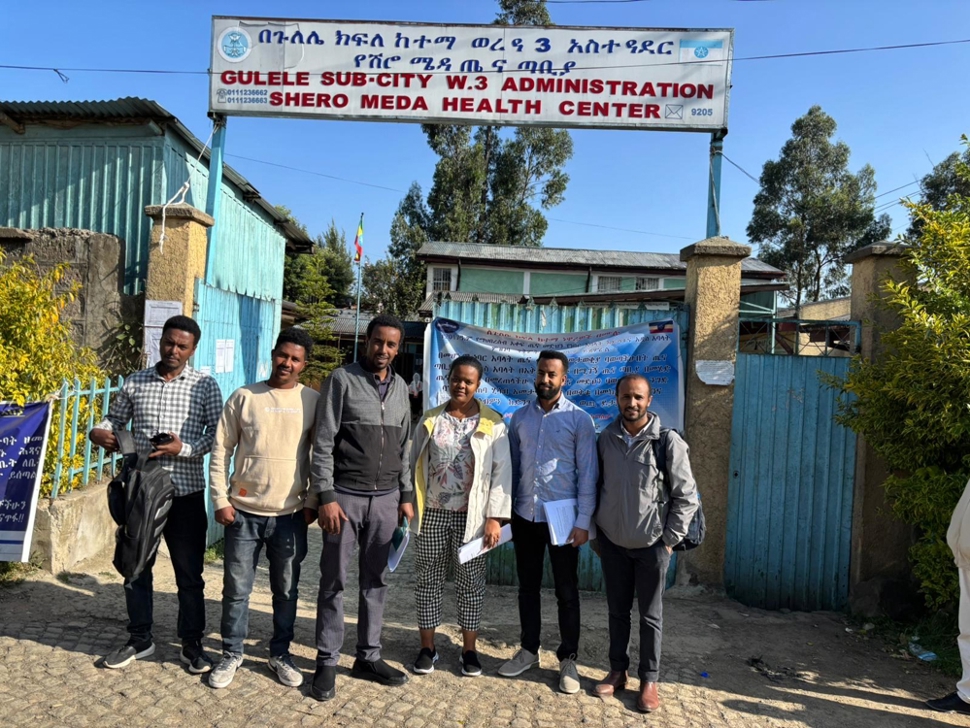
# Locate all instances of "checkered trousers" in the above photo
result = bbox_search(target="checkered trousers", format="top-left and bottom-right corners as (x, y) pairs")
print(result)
(414, 508), (488, 632)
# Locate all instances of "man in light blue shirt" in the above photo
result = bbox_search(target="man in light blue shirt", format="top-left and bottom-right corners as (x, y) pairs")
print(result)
(498, 350), (598, 694)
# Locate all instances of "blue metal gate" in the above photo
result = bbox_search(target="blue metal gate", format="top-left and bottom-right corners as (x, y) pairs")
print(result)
(434, 299), (689, 592)
(725, 319), (858, 611)
(194, 280), (281, 544)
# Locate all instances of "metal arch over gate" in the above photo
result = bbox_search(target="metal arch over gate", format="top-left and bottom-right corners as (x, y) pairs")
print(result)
(725, 318), (859, 611)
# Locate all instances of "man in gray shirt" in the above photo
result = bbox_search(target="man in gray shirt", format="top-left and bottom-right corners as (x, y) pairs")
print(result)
(593, 373), (698, 714)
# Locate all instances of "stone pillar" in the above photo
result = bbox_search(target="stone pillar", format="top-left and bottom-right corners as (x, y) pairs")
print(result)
(144, 204), (213, 315)
(845, 243), (915, 615)
(679, 237), (751, 585)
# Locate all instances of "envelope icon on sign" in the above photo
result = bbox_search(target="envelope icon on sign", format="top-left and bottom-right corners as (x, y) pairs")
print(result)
(665, 104), (684, 120)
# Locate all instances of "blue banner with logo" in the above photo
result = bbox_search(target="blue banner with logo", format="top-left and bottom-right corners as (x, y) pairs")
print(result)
(424, 318), (683, 432)
(0, 402), (52, 562)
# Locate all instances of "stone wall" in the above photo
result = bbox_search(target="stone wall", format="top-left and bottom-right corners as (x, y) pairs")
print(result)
(0, 227), (129, 360)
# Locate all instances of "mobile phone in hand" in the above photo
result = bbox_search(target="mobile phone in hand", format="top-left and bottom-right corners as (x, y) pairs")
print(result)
(150, 432), (174, 449)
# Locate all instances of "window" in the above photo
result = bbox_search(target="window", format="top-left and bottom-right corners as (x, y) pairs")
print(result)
(636, 276), (659, 291)
(432, 267), (452, 292)
(597, 276), (622, 293)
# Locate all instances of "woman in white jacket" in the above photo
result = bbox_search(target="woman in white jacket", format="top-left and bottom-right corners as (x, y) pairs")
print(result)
(926, 477), (970, 715)
(409, 355), (512, 678)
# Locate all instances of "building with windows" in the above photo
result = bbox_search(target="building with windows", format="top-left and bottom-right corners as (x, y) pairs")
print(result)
(417, 241), (786, 316)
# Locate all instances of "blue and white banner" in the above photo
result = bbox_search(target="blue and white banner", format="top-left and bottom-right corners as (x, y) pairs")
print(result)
(424, 318), (683, 432)
(0, 402), (52, 562)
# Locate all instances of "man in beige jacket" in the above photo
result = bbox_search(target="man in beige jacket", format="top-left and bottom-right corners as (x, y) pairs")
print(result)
(207, 328), (319, 690)
(926, 476), (970, 715)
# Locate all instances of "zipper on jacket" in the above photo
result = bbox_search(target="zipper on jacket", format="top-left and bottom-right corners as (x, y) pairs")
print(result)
(377, 399), (386, 489)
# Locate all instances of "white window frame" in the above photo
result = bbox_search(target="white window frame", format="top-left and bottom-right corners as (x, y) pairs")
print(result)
(635, 276), (659, 291)
(597, 275), (622, 293)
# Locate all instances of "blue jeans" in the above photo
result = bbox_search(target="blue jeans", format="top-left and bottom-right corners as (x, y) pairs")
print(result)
(221, 508), (309, 657)
(124, 491), (207, 647)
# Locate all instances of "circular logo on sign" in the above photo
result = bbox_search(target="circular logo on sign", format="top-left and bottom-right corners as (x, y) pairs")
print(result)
(694, 46), (710, 59)
(218, 27), (252, 63)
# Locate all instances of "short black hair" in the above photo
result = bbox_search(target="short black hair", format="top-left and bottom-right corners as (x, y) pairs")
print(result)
(615, 373), (652, 398)
(448, 355), (483, 381)
(366, 313), (405, 341)
(537, 349), (569, 373)
(162, 315), (201, 346)
(275, 326), (314, 359)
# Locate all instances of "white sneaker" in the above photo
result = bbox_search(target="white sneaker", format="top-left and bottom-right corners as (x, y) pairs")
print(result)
(559, 656), (580, 694)
(208, 653), (243, 689)
(268, 654), (304, 687)
(498, 648), (539, 677)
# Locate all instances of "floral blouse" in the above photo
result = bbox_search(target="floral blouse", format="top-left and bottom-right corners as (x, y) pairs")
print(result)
(427, 411), (480, 511)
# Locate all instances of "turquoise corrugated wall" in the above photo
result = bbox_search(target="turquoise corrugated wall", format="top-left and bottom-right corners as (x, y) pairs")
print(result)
(0, 124), (286, 298)
(435, 300), (689, 592)
(725, 353), (856, 611)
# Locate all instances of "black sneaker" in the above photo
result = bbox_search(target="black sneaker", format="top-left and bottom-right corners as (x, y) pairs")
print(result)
(926, 692), (970, 714)
(311, 665), (337, 702)
(412, 648), (438, 675)
(102, 641), (155, 669)
(179, 641), (214, 674)
(459, 650), (482, 677)
(351, 657), (409, 686)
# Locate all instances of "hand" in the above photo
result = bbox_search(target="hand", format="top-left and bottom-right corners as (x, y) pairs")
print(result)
(148, 432), (183, 458)
(483, 518), (501, 549)
(89, 429), (118, 453)
(215, 506), (236, 526)
(398, 502), (415, 526)
(303, 507), (318, 525)
(568, 527), (589, 548)
(318, 502), (349, 535)
(665, 543), (673, 555)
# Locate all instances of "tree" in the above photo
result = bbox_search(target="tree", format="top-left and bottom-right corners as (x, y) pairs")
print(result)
(906, 147), (970, 240)
(835, 139), (970, 608)
(417, 0), (573, 247)
(362, 183), (430, 317)
(316, 220), (355, 306)
(747, 106), (887, 312)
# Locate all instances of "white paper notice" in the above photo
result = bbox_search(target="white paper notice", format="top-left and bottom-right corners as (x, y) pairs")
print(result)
(458, 524), (513, 565)
(224, 339), (235, 374)
(215, 340), (227, 374)
(695, 360), (735, 386)
(144, 300), (182, 328)
(145, 328), (164, 367)
(543, 499), (578, 546)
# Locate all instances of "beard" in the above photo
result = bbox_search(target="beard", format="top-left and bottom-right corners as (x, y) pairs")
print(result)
(535, 383), (561, 401)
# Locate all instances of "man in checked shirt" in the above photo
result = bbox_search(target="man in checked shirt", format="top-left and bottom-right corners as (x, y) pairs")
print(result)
(89, 315), (223, 673)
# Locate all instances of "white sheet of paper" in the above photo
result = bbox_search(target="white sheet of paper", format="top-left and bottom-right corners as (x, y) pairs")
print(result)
(144, 300), (182, 328)
(543, 498), (578, 546)
(457, 523), (513, 565)
(224, 339), (235, 373)
(695, 360), (735, 386)
(387, 529), (410, 573)
(215, 340), (227, 374)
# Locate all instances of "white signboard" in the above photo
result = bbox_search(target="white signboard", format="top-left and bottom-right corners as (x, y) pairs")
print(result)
(210, 17), (733, 131)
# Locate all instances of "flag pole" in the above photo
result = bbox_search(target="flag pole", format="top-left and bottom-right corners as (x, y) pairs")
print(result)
(353, 212), (364, 362)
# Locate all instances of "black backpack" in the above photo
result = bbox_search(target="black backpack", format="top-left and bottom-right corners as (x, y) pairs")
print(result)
(107, 431), (176, 580)
(653, 428), (706, 552)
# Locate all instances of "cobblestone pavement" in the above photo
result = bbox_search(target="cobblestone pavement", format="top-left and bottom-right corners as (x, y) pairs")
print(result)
(1, 528), (969, 728)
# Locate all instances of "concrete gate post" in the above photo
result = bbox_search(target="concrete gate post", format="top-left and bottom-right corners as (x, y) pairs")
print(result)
(845, 243), (914, 615)
(144, 203), (213, 315)
(679, 237), (751, 586)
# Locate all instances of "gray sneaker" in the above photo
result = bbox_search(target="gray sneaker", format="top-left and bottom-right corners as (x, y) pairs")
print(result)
(498, 648), (539, 677)
(268, 653), (303, 687)
(208, 653), (243, 689)
(559, 655), (580, 694)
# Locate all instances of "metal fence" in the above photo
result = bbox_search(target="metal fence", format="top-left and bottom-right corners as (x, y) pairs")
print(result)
(50, 376), (125, 499)
(739, 318), (861, 357)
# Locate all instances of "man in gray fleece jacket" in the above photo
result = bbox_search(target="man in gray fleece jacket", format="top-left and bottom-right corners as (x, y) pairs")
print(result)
(593, 373), (698, 714)
(309, 314), (415, 702)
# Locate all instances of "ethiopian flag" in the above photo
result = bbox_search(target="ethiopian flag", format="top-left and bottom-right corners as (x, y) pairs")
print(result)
(353, 215), (364, 263)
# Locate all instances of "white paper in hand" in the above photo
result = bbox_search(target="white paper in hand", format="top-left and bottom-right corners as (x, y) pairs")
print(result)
(457, 523), (512, 564)
(543, 499), (578, 546)
(388, 519), (410, 573)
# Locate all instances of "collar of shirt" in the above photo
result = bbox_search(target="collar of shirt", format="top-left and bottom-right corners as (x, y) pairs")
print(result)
(620, 416), (653, 447)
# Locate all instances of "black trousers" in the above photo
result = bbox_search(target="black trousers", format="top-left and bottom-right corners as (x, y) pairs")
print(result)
(511, 513), (580, 661)
(598, 529), (670, 682)
(124, 491), (208, 646)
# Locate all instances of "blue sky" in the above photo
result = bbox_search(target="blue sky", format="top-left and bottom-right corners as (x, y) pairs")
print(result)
(3, 0), (969, 260)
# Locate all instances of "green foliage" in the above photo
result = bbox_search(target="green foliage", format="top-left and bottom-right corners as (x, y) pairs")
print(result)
(835, 138), (970, 608)
(907, 147), (970, 240)
(0, 251), (106, 496)
(101, 318), (144, 376)
(748, 106), (890, 310)
(317, 221), (355, 305)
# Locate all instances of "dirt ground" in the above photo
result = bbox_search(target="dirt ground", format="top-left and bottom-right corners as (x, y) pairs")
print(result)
(1, 527), (968, 728)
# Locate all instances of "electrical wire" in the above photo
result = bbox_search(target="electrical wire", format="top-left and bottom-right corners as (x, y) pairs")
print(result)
(225, 153), (406, 192)
(547, 217), (693, 239)
(719, 152), (759, 183)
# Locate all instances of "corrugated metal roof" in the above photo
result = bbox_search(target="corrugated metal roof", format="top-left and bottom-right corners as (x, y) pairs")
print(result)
(0, 97), (312, 250)
(417, 241), (784, 277)
(329, 309), (425, 339)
